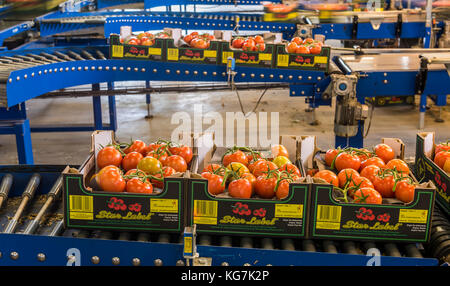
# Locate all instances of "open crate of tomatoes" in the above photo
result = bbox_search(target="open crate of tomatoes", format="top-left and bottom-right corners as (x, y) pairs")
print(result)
(185, 133), (311, 238)
(274, 37), (331, 72)
(109, 27), (167, 61)
(165, 28), (221, 65)
(303, 137), (436, 243)
(62, 130), (194, 233)
(221, 33), (281, 68)
(262, 2), (299, 22)
(415, 132), (449, 215)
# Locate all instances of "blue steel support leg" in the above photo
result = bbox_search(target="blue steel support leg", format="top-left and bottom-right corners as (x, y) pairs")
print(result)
(419, 93), (427, 129)
(107, 82), (117, 131)
(145, 81), (153, 119)
(14, 119), (34, 164)
(335, 123), (364, 149)
(92, 83), (103, 130)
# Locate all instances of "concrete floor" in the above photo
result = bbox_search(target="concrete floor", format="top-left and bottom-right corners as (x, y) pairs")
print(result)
(1, 84), (449, 165)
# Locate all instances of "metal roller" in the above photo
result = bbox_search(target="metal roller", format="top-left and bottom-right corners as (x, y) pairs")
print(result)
(0, 174), (13, 209)
(220, 236), (232, 247)
(158, 233), (171, 243)
(3, 173), (40, 234)
(240, 237), (253, 248)
(322, 240), (338, 254)
(137, 233), (150, 242)
(302, 239), (316, 252)
(48, 220), (64, 237)
(384, 243), (402, 257)
(198, 235), (211, 246)
(118, 232), (131, 241)
(23, 175), (63, 235)
(342, 241), (359, 255)
(281, 239), (295, 251)
(261, 238), (274, 250)
(404, 244), (423, 258)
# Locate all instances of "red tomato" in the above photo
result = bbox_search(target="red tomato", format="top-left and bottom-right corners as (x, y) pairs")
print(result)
(337, 168), (360, 188)
(334, 152), (361, 172)
(279, 163), (301, 177)
(353, 187), (382, 204)
(374, 143), (395, 163)
(228, 178), (252, 199)
(360, 165), (382, 183)
(303, 38), (315, 45)
(164, 155), (187, 173)
(275, 179), (291, 200)
(325, 149), (339, 167)
(127, 38), (139, 45)
(241, 173), (256, 192)
(242, 39), (256, 51)
(232, 37), (245, 49)
(254, 175), (277, 199)
(256, 43), (266, 51)
(98, 166), (126, 193)
(97, 146), (123, 169)
(151, 166), (176, 189)
(309, 44), (322, 55)
(254, 35), (264, 44)
(313, 170), (339, 187)
(252, 161), (278, 178)
(347, 176), (374, 197)
(394, 178), (415, 203)
(192, 38), (208, 49)
(386, 159), (410, 174)
(142, 143), (164, 156)
(271, 144), (289, 158)
(360, 157), (386, 171)
(201, 172), (225, 195)
(248, 158), (268, 173)
(434, 150), (450, 169)
(121, 151), (144, 172)
(296, 45), (310, 54)
(168, 145), (193, 164)
(146, 149), (168, 165)
(435, 142), (450, 155)
(246, 152), (262, 165)
(126, 178), (153, 194)
(357, 148), (373, 162)
(141, 38), (155, 46)
(372, 173), (396, 198)
(287, 42), (298, 54)
(223, 150), (248, 167)
(202, 163), (226, 176)
(291, 37), (303, 45)
(123, 140), (147, 155)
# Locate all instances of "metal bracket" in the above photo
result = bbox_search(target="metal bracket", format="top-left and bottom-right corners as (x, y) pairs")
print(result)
(352, 16), (358, 40)
(415, 56), (429, 95)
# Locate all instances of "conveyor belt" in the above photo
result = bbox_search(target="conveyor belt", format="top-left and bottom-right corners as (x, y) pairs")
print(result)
(0, 167), (447, 266)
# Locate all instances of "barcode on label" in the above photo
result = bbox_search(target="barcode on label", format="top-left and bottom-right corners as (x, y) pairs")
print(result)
(69, 195), (93, 213)
(317, 205), (341, 223)
(167, 48), (179, 61)
(111, 45), (123, 58)
(194, 200), (217, 217)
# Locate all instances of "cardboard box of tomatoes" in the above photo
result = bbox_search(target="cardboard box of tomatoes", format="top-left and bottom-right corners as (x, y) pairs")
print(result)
(221, 33), (282, 68)
(275, 37), (331, 72)
(262, 2), (299, 22)
(165, 29), (222, 65)
(62, 130), (192, 233)
(415, 132), (450, 215)
(109, 27), (166, 61)
(303, 137), (436, 243)
(185, 133), (311, 238)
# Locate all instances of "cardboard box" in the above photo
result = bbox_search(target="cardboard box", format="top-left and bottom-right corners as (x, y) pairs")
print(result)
(415, 132), (449, 215)
(185, 133), (311, 238)
(303, 136), (436, 243)
(165, 28), (222, 65)
(220, 33), (282, 68)
(62, 131), (188, 233)
(109, 34), (166, 61)
(274, 44), (331, 72)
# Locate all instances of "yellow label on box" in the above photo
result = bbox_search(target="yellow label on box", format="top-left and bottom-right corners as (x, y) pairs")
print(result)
(167, 48), (179, 61)
(184, 237), (193, 254)
(314, 56), (328, 64)
(70, 212), (94, 220)
(259, 53), (272, 61)
(316, 205), (342, 230)
(194, 200), (217, 217)
(111, 45), (123, 58)
(148, 48), (162, 55)
(204, 50), (217, 58)
(194, 216), (218, 225)
(399, 209), (428, 224)
(316, 221), (341, 230)
(222, 51), (234, 64)
(277, 54), (289, 67)
(150, 199), (178, 213)
(275, 204), (303, 218)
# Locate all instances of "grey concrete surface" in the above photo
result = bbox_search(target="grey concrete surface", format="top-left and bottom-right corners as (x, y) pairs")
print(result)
(0, 87), (449, 165)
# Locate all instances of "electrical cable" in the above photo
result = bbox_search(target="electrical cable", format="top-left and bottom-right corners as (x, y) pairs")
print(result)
(363, 100), (375, 138)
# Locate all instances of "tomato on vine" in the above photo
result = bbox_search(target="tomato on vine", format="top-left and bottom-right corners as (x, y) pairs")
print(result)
(97, 146), (123, 169)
